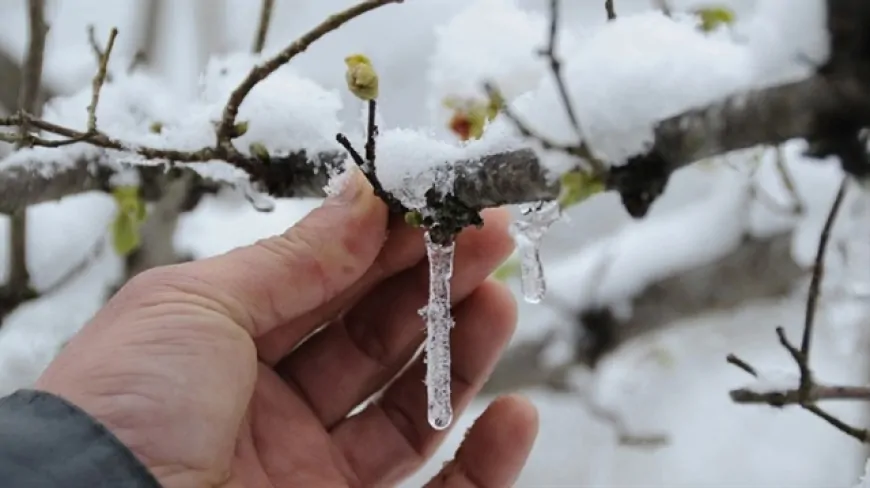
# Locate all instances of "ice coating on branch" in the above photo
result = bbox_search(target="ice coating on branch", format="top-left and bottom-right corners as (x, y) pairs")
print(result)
(509, 200), (561, 303)
(374, 122), (522, 210)
(420, 231), (456, 430)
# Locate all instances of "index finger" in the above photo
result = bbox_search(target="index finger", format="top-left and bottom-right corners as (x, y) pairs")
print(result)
(156, 169), (388, 337)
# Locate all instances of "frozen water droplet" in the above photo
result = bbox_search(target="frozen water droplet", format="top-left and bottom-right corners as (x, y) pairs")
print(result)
(421, 230), (456, 430)
(509, 201), (561, 303)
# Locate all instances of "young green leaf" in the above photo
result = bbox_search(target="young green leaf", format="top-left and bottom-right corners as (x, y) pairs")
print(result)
(233, 120), (250, 138)
(404, 210), (424, 227)
(110, 186), (148, 257)
(692, 5), (735, 32)
(558, 170), (605, 209)
(492, 257), (521, 282)
(111, 212), (140, 257)
(249, 142), (271, 162)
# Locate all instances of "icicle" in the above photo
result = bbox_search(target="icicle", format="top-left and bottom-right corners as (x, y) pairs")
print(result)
(420, 231), (456, 430)
(238, 179), (275, 212)
(509, 200), (561, 303)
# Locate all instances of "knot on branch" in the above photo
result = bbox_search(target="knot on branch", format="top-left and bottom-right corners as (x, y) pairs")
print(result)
(805, 116), (869, 178)
(606, 149), (670, 218)
(421, 190), (483, 245)
(576, 307), (620, 369)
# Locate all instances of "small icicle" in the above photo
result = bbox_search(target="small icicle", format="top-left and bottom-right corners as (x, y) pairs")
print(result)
(420, 230), (456, 430)
(509, 200), (561, 303)
(238, 179), (275, 212)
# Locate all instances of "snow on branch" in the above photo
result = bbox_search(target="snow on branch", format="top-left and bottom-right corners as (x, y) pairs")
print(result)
(0, 72), (866, 218)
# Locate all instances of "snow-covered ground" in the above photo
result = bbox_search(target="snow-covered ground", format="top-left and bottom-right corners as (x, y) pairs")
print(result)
(2, 0), (870, 486)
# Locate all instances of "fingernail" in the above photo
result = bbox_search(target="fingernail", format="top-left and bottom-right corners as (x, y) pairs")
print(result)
(325, 166), (363, 206)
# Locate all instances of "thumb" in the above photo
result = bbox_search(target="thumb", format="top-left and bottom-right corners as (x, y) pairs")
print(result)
(172, 167), (388, 337)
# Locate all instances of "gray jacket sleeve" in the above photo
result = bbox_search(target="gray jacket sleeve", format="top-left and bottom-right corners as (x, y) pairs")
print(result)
(0, 389), (161, 487)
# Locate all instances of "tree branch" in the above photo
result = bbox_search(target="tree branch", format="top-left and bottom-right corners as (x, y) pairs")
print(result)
(483, 230), (805, 395)
(0, 46), (55, 114)
(253, 0), (275, 55)
(214, 0), (404, 149)
(725, 177), (869, 444)
(0, 1), (868, 227)
(731, 384), (870, 405)
(2, 0), (49, 317)
(2, 68), (865, 219)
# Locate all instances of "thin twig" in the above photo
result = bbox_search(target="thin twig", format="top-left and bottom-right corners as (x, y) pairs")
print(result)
(546, 377), (668, 447)
(86, 25), (104, 61)
(335, 132), (401, 213)
(483, 82), (597, 171)
(773, 145), (805, 214)
(726, 354), (757, 377)
(728, 340), (870, 445)
(0, 112), (246, 169)
(725, 177), (862, 443)
(653, 0), (672, 17)
(540, 0), (581, 140)
(215, 0), (403, 150)
(731, 383), (870, 405)
(803, 404), (869, 443)
(605, 0), (617, 20)
(776, 326), (812, 395)
(491, 0), (605, 176)
(364, 98), (378, 173)
(6, 0), (48, 307)
(800, 177), (847, 365)
(581, 397), (668, 447)
(749, 182), (801, 216)
(253, 0), (276, 54)
(87, 28), (118, 133)
(127, 0), (162, 73)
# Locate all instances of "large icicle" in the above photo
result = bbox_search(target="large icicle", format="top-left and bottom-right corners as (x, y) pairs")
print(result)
(420, 230), (456, 430)
(509, 200), (561, 303)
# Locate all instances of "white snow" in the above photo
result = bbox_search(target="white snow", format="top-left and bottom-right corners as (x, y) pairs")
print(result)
(0, 0), (867, 486)
(545, 169), (753, 313)
(856, 458), (870, 488)
(424, 0), (580, 138)
(740, 368), (800, 394)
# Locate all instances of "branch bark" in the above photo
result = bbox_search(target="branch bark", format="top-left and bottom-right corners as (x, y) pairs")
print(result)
(0, 47), (55, 114)
(482, 231), (805, 394)
(2, 70), (868, 218)
(1, 0), (49, 317)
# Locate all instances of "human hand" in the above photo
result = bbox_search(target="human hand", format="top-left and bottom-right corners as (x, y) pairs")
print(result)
(36, 170), (538, 488)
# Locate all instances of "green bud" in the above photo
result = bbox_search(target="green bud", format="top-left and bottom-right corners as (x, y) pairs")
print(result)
(233, 120), (249, 138)
(693, 6), (735, 32)
(404, 210), (424, 227)
(558, 170), (605, 209)
(492, 258), (521, 282)
(249, 142), (270, 162)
